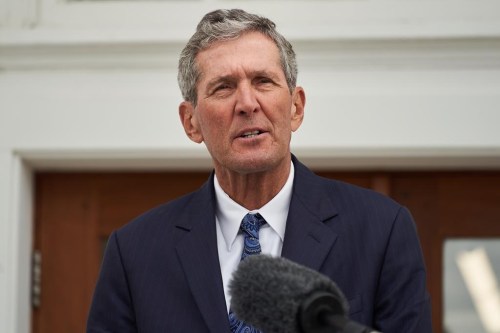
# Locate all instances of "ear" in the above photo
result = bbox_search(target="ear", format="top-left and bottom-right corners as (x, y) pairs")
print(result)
(179, 101), (204, 143)
(290, 87), (305, 132)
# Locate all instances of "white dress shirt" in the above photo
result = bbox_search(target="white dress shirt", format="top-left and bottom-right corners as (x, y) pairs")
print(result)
(214, 162), (295, 312)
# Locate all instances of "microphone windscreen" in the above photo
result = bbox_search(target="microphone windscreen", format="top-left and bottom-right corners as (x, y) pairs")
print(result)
(228, 255), (348, 333)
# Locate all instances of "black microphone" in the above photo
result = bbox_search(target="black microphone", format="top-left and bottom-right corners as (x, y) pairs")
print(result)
(228, 255), (380, 333)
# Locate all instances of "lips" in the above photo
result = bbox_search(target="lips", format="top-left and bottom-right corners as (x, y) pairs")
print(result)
(236, 128), (267, 139)
(240, 130), (262, 138)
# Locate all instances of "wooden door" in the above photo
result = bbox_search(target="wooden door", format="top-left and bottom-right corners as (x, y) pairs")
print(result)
(33, 172), (210, 333)
(389, 172), (500, 333)
(33, 170), (500, 333)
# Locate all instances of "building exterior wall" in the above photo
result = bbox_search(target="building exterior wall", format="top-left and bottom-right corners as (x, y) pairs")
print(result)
(1, 1), (500, 332)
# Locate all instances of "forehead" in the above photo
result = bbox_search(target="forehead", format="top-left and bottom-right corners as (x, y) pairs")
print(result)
(195, 31), (283, 81)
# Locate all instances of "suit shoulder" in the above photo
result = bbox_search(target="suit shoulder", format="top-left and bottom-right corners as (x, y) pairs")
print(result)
(320, 176), (403, 216)
(313, 176), (417, 244)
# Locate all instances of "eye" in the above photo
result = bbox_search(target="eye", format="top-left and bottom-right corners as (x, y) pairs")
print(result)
(218, 84), (230, 90)
(208, 83), (231, 97)
(256, 77), (273, 84)
(213, 83), (232, 93)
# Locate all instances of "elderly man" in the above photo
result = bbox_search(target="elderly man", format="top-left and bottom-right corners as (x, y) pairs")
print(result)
(87, 9), (432, 333)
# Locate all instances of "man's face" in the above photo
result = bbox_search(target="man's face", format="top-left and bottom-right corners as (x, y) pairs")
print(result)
(179, 31), (305, 175)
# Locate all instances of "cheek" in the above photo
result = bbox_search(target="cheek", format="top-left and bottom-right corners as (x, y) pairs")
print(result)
(197, 109), (228, 141)
(273, 104), (294, 130)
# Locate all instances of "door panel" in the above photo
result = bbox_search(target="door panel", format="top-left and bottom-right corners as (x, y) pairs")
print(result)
(34, 175), (98, 333)
(33, 172), (210, 333)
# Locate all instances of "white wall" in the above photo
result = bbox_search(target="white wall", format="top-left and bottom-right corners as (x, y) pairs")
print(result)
(2, 1), (500, 332)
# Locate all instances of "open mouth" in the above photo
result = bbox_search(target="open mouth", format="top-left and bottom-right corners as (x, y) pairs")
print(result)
(240, 130), (262, 139)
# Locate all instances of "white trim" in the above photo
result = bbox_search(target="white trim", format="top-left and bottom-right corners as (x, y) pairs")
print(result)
(17, 147), (500, 171)
(11, 154), (33, 333)
(1, 37), (500, 71)
(35, 1), (500, 38)
(0, 152), (14, 333)
(2, 1), (500, 43)
(1, 0), (38, 28)
(0, 0), (6, 26)
(0, 152), (33, 333)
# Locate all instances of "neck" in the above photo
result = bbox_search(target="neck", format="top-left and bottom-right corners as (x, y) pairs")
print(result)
(215, 159), (291, 210)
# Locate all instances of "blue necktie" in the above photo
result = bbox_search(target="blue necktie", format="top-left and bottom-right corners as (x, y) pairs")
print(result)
(228, 213), (266, 333)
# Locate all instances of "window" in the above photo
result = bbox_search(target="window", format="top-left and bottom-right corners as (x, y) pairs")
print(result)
(444, 239), (500, 333)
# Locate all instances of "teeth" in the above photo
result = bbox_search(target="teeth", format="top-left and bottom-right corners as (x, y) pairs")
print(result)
(242, 130), (260, 138)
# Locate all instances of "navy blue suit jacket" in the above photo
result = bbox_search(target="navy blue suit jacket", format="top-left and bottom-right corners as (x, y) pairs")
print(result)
(87, 156), (432, 332)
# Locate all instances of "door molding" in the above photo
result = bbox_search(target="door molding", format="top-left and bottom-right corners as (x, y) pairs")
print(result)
(17, 146), (500, 171)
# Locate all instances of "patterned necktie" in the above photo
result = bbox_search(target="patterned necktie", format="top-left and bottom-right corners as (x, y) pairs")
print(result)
(228, 213), (266, 333)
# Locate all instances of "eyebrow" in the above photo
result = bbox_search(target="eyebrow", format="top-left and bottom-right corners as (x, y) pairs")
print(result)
(205, 70), (281, 92)
(250, 70), (281, 82)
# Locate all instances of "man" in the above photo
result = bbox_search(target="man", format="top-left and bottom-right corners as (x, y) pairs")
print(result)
(87, 9), (432, 333)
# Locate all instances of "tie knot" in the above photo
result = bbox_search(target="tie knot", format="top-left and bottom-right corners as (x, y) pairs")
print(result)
(240, 213), (266, 238)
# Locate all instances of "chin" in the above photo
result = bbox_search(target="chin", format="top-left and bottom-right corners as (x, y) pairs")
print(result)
(226, 153), (288, 174)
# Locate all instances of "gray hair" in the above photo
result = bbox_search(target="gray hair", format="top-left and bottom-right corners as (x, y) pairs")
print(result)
(178, 9), (298, 105)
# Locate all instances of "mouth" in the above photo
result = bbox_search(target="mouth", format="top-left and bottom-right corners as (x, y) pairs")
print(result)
(240, 130), (263, 139)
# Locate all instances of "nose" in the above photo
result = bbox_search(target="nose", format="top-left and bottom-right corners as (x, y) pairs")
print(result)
(234, 82), (259, 116)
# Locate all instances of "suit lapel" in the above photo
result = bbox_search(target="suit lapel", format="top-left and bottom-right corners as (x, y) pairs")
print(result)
(172, 157), (338, 332)
(281, 157), (339, 272)
(174, 177), (231, 333)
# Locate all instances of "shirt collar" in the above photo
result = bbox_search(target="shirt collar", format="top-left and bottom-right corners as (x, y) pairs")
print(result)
(214, 162), (294, 251)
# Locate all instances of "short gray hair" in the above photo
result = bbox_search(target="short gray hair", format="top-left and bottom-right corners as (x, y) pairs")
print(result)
(178, 9), (298, 105)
